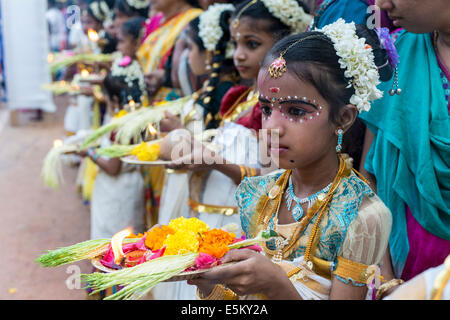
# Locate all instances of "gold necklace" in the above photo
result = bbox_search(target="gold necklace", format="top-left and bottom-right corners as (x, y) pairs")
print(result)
(257, 154), (351, 267)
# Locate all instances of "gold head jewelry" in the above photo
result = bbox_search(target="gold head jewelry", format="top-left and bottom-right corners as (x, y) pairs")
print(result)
(232, 0), (258, 29)
(267, 35), (319, 79)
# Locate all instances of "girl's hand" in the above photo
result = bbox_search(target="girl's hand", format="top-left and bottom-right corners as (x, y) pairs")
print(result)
(73, 149), (89, 157)
(159, 111), (183, 133)
(192, 249), (300, 299)
(79, 86), (94, 96)
(145, 70), (165, 96)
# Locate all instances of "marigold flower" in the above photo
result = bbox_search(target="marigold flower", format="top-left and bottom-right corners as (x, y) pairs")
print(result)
(163, 230), (199, 255)
(167, 217), (209, 235)
(198, 229), (236, 259)
(144, 225), (175, 251)
(131, 142), (160, 161)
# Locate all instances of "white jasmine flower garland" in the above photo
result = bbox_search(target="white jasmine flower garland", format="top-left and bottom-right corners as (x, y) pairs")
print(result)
(198, 4), (235, 57)
(111, 55), (146, 94)
(317, 19), (383, 112)
(126, 0), (150, 9)
(261, 0), (312, 33)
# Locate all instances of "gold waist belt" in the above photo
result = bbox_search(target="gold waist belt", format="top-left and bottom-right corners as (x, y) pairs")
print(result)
(188, 199), (238, 216)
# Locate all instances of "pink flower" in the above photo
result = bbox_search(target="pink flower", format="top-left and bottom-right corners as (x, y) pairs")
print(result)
(146, 246), (166, 261)
(118, 56), (132, 67)
(184, 253), (219, 271)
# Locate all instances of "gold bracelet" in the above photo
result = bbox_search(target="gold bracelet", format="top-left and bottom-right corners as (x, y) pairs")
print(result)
(239, 165), (247, 181)
(196, 284), (238, 300)
(375, 279), (404, 300)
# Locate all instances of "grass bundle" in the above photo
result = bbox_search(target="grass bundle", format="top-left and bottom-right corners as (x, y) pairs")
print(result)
(82, 230), (277, 300)
(35, 238), (140, 267)
(95, 144), (137, 158)
(50, 53), (113, 74)
(42, 81), (80, 95)
(82, 253), (198, 300)
(41, 144), (79, 189)
(115, 95), (191, 145)
(79, 109), (147, 149)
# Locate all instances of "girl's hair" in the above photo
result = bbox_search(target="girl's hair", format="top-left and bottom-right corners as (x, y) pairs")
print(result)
(115, 0), (149, 18)
(120, 16), (146, 41)
(186, 0), (202, 8)
(231, 0), (310, 42)
(86, 0), (114, 23)
(103, 73), (144, 106)
(262, 25), (394, 168)
(187, 9), (238, 129)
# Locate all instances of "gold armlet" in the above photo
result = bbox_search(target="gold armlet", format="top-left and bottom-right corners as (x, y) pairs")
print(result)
(375, 279), (404, 300)
(239, 165), (246, 181)
(334, 256), (386, 285)
(196, 285), (238, 300)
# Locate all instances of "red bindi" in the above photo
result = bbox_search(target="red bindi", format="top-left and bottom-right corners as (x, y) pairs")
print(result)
(269, 87), (280, 93)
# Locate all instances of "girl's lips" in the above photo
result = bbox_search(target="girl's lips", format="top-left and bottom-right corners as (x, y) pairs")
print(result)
(236, 66), (249, 72)
(270, 145), (289, 154)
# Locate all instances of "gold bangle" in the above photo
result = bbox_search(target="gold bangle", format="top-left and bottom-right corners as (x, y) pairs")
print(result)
(375, 279), (404, 300)
(239, 165), (246, 181)
(196, 285), (238, 300)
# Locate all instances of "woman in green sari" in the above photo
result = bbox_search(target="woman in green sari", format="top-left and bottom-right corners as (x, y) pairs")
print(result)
(359, 0), (450, 292)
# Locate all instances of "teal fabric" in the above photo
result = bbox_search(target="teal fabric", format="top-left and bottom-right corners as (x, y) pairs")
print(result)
(313, 0), (370, 29)
(235, 170), (375, 266)
(359, 31), (450, 276)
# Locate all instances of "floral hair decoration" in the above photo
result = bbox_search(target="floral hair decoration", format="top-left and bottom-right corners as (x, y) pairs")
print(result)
(198, 3), (235, 59)
(111, 54), (146, 93)
(268, 19), (383, 113)
(233, 0), (312, 34)
(318, 19), (383, 112)
(126, 0), (150, 10)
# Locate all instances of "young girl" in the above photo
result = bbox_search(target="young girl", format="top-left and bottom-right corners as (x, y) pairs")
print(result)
(189, 19), (395, 300)
(153, 0), (312, 300)
(166, 0), (313, 233)
(77, 17), (148, 242)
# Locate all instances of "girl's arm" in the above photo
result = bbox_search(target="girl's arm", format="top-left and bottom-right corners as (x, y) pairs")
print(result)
(77, 148), (122, 176)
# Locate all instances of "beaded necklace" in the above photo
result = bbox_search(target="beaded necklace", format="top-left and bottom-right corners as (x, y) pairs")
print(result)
(285, 176), (332, 221)
(255, 154), (352, 267)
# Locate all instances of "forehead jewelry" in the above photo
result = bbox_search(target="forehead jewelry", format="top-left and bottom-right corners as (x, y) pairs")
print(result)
(268, 35), (319, 79)
(232, 0), (258, 29)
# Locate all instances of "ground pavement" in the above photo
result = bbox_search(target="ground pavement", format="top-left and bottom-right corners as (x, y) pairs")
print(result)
(0, 96), (92, 299)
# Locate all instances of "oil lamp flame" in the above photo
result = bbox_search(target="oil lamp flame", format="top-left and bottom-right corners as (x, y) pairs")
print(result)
(53, 139), (63, 148)
(87, 29), (99, 42)
(111, 227), (133, 265)
(148, 124), (157, 136)
(81, 69), (89, 78)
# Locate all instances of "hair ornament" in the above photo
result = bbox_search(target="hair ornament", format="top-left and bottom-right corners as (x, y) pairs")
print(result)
(316, 19), (383, 112)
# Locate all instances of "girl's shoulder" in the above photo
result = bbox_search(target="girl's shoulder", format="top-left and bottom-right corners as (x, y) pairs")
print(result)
(235, 170), (285, 210)
(219, 85), (251, 116)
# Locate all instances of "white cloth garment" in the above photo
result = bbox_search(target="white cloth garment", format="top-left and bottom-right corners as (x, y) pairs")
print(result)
(90, 127), (146, 239)
(153, 122), (260, 300)
(1, 0), (56, 112)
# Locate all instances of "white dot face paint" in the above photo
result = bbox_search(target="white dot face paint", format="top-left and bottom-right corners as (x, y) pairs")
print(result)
(260, 95), (323, 124)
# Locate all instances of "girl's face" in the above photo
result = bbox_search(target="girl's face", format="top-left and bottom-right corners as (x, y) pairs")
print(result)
(82, 14), (102, 35)
(113, 9), (131, 38)
(230, 17), (277, 80)
(186, 37), (208, 76)
(376, 0), (450, 33)
(258, 68), (338, 170)
(150, 0), (182, 15)
(117, 30), (138, 58)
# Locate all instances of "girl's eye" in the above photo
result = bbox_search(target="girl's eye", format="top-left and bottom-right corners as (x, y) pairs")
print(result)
(247, 40), (260, 49)
(287, 106), (306, 118)
(261, 106), (272, 116)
